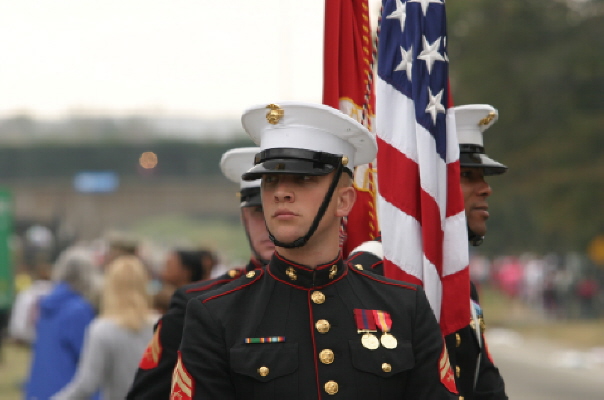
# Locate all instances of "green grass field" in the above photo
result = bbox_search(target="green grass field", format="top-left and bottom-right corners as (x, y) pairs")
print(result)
(0, 343), (29, 400)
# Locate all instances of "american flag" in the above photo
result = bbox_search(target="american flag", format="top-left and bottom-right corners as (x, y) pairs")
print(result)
(376, 0), (470, 336)
(323, 0), (380, 258)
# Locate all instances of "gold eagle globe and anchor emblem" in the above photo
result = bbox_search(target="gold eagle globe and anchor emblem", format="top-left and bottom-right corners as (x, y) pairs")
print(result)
(266, 104), (284, 125)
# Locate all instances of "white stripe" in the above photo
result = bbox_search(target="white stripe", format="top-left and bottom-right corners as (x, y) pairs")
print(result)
(422, 254), (443, 320)
(375, 78), (419, 164)
(445, 109), (460, 164)
(416, 121), (448, 222)
(377, 194), (423, 279)
(442, 211), (470, 276)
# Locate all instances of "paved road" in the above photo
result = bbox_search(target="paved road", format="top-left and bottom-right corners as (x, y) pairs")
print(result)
(486, 329), (604, 400)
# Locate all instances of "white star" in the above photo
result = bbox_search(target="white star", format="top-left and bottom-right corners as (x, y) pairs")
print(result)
(408, 0), (444, 17)
(394, 46), (413, 81)
(425, 88), (446, 125)
(443, 37), (449, 62)
(417, 35), (445, 74)
(386, 0), (407, 32)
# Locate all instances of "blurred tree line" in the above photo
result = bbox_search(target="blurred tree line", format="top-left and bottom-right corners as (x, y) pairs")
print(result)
(0, 140), (252, 180)
(447, 0), (604, 255)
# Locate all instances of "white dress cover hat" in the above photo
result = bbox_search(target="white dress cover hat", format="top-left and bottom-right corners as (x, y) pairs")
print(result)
(240, 102), (377, 180)
(453, 104), (507, 176)
(220, 147), (262, 207)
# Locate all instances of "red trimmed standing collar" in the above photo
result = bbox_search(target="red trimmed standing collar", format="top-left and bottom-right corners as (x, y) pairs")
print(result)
(268, 251), (347, 289)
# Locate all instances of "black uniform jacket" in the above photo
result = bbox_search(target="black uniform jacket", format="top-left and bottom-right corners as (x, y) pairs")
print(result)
(174, 252), (458, 400)
(127, 260), (262, 400)
(348, 243), (508, 400)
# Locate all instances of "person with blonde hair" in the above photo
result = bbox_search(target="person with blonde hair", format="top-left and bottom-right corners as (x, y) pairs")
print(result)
(52, 255), (156, 400)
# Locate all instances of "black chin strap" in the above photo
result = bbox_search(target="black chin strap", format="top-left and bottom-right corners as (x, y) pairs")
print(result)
(468, 226), (484, 246)
(268, 162), (344, 249)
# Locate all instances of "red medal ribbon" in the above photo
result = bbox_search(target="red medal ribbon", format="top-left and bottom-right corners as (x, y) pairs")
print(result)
(372, 310), (392, 333)
(354, 309), (377, 331)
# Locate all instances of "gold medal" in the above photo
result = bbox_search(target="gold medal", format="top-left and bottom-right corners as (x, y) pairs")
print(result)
(380, 332), (398, 349)
(361, 332), (380, 350)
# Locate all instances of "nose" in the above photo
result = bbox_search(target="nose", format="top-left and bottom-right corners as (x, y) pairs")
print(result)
(477, 179), (492, 198)
(273, 180), (294, 203)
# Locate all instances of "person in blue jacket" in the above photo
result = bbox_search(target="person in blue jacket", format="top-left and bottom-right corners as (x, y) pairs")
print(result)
(25, 246), (100, 400)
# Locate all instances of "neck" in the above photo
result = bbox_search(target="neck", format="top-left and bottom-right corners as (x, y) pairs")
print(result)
(276, 228), (341, 269)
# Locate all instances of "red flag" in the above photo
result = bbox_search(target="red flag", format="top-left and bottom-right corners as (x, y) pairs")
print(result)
(375, 0), (470, 336)
(323, 0), (379, 257)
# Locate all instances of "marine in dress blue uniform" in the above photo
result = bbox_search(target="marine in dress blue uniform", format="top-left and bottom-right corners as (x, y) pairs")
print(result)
(127, 147), (273, 400)
(348, 105), (508, 400)
(172, 102), (459, 399)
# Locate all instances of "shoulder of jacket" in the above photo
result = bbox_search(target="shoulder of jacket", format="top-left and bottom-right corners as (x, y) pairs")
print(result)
(182, 268), (246, 297)
(348, 263), (419, 292)
(198, 268), (265, 304)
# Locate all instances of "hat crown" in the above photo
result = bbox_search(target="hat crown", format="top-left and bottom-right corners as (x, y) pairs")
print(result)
(220, 147), (261, 189)
(453, 104), (498, 147)
(241, 102), (377, 170)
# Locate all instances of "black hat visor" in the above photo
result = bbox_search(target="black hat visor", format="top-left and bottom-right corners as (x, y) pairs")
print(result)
(242, 148), (348, 181)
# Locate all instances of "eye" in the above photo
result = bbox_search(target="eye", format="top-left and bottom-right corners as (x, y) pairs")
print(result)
(460, 170), (473, 179)
(263, 175), (277, 184)
(296, 175), (313, 183)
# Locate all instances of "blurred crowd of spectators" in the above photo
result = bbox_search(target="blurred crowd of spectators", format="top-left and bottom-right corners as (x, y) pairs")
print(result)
(470, 251), (603, 320)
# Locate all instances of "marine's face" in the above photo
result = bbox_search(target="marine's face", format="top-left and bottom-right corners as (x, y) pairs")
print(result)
(260, 173), (330, 245)
(241, 205), (275, 261)
(460, 167), (492, 237)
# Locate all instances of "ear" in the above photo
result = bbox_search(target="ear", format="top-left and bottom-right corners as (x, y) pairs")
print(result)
(335, 185), (356, 217)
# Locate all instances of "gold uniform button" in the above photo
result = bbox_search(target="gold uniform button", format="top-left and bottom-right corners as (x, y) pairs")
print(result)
(382, 363), (392, 373)
(459, 397), (464, 400)
(319, 349), (335, 364)
(355, 264), (363, 270)
(324, 380), (339, 395)
(257, 366), (269, 377)
(316, 319), (331, 333)
(311, 291), (326, 304)
(455, 366), (460, 378)
(455, 333), (461, 347)
(228, 269), (239, 278)
(246, 271), (256, 278)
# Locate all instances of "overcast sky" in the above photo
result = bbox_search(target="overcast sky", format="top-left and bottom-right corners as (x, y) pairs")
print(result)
(0, 0), (353, 119)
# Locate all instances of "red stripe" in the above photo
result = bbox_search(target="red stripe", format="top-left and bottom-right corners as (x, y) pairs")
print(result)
(376, 136), (421, 220)
(439, 267), (470, 334)
(446, 161), (465, 218)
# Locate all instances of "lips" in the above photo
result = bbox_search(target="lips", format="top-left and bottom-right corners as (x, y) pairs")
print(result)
(273, 209), (296, 218)
(472, 206), (489, 218)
